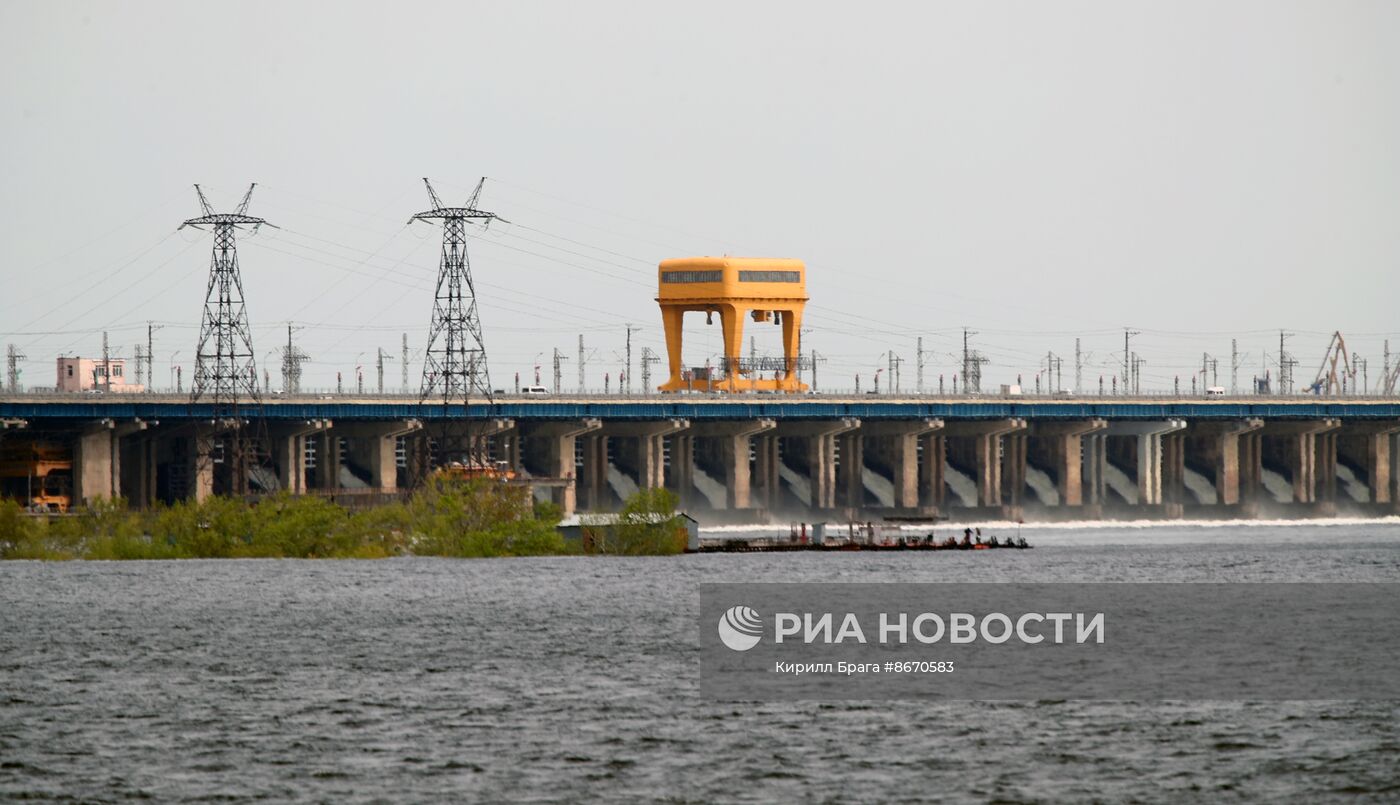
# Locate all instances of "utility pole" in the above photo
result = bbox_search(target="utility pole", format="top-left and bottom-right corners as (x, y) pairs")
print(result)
(962, 328), (974, 391)
(578, 334), (586, 391)
(810, 349), (824, 392)
(552, 348), (568, 394)
(1131, 353), (1147, 394)
(1278, 330), (1297, 394)
(749, 335), (757, 368)
(624, 324), (638, 395)
(401, 333), (409, 393)
(1379, 339), (1400, 395)
(1201, 353), (1218, 389)
(377, 347), (392, 394)
(960, 328), (987, 393)
(1123, 327), (1140, 394)
(889, 352), (903, 394)
(5, 345), (25, 393)
(145, 322), (161, 394)
(1385, 340), (1391, 394)
(916, 336), (926, 394)
(102, 331), (111, 392)
(1074, 338), (1082, 394)
(134, 345), (146, 387)
(281, 324), (310, 394)
(640, 347), (659, 392)
(1230, 339), (1239, 394)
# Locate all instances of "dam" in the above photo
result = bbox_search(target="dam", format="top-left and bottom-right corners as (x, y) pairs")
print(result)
(3, 393), (1397, 522)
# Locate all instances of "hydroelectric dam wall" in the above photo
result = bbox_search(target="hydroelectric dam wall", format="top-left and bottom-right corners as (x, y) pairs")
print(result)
(2, 394), (1398, 522)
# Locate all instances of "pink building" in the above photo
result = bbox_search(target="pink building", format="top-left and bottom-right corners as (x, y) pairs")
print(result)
(56, 357), (145, 393)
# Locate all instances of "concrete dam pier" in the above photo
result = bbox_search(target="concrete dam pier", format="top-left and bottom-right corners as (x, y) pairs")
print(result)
(2, 395), (1398, 522)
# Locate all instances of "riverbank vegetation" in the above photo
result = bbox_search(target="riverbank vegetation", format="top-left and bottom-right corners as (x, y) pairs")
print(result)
(0, 480), (685, 560)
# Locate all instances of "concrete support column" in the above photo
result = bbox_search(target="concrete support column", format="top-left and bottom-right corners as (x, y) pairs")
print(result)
(1184, 419), (1264, 507)
(580, 434), (608, 510)
(120, 429), (160, 509)
(315, 431), (342, 490)
(519, 419), (602, 516)
(691, 420), (776, 509)
(1028, 419), (1107, 507)
(1394, 432), (1400, 513)
(666, 434), (695, 507)
(862, 419), (944, 510)
(752, 433), (780, 511)
(338, 420), (424, 491)
(1003, 432), (1027, 507)
(602, 419), (690, 496)
(1340, 422), (1400, 504)
(269, 420), (332, 494)
(1105, 420), (1188, 506)
(1316, 429), (1338, 506)
(74, 419), (148, 505)
(837, 430), (864, 509)
(1262, 420), (1341, 504)
(1239, 428), (1263, 506)
(1161, 430), (1186, 515)
(919, 431), (947, 509)
(1083, 432), (1107, 506)
(190, 429), (215, 503)
(776, 419), (860, 511)
(945, 419), (1028, 508)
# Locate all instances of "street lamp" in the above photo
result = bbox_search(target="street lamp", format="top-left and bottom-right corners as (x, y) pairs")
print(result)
(263, 351), (277, 393)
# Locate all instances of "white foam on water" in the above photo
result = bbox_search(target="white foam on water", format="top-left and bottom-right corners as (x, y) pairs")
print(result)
(778, 461), (812, 508)
(1182, 466), (1217, 505)
(1261, 468), (1292, 502)
(1103, 462), (1136, 504)
(862, 467), (894, 508)
(606, 462), (637, 501)
(1336, 464), (1369, 503)
(1024, 465), (1059, 506)
(944, 463), (977, 507)
(692, 465), (727, 508)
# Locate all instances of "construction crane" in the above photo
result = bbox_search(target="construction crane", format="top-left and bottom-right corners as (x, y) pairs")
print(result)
(1307, 331), (1356, 395)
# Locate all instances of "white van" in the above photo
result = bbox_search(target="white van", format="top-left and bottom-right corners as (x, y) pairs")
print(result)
(1205, 386), (1225, 398)
(521, 385), (550, 396)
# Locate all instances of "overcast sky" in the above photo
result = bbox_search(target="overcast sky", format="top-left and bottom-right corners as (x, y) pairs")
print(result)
(2, 0), (1397, 394)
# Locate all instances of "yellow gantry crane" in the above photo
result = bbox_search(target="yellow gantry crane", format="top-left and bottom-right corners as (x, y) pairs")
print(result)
(655, 257), (809, 393)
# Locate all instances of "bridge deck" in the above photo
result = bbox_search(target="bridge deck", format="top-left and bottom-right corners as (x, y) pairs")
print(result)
(3, 394), (1399, 421)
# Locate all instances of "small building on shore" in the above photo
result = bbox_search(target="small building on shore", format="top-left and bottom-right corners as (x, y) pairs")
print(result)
(56, 357), (144, 393)
(556, 512), (700, 552)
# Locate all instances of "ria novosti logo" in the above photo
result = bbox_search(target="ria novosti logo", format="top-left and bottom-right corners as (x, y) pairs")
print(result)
(717, 605), (763, 651)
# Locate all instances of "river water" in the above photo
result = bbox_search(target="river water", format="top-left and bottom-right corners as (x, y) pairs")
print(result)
(3, 519), (1400, 803)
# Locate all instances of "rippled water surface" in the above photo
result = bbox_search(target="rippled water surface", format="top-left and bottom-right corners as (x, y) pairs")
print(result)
(4, 521), (1400, 803)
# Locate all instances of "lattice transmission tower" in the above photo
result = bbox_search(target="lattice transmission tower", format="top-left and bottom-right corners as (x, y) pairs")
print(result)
(410, 177), (505, 466)
(181, 184), (274, 494)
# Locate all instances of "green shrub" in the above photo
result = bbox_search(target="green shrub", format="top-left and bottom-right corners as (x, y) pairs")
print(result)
(2, 477), (687, 560)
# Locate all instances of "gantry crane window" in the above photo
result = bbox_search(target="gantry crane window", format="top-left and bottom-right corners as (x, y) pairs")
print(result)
(738, 270), (801, 283)
(661, 270), (724, 283)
